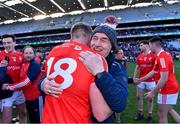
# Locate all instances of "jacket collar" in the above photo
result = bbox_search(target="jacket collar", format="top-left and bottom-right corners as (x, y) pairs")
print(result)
(105, 51), (115, 68)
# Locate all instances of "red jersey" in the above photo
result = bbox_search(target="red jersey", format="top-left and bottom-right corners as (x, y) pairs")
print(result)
(0, 50), (23, 83)
(42, 41), (107, 123)
(136, 51), (156, 82)
(153, 50), (179, 94)
(7, 61), (41, 101)
(21, 62), (41, 101)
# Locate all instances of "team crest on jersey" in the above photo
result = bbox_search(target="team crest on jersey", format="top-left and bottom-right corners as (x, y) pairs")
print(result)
(12, 57), (16, 62)
(74, 46), (82, 50)
(19, 57), (22, 61)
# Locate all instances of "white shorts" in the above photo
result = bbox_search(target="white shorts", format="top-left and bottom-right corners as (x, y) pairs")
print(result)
(158, 93), (179, 105)
(2, 91), (25, 107)
(137, 81), (156, 91)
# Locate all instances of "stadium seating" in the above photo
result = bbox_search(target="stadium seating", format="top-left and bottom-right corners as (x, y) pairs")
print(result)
(0, 3), (179, 35)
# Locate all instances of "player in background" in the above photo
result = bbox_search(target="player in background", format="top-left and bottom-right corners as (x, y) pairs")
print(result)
(35, 49), (42, 64)
(2, 46), (43, 123)
(0, 34), (26, 123)
(133, 40), (157, 123)
(115, 48), (127, 69)
(134, 37), (180, 123)
(114, 48), (128, 123)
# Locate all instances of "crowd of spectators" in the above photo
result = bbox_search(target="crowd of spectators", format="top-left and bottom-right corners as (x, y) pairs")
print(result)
(1, 33), (179, 62)
(118, 39), (180, 62)
(117, 27), (179, 36)
(11, 38), (180, 63)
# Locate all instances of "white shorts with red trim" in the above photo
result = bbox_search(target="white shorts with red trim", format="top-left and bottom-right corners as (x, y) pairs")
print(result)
(157, 93), (179, 105)
(137, 81), (156, 91)
(2, 91), (25, 107)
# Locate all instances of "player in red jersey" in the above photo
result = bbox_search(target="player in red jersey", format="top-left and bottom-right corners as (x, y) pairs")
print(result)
(42, 41), (108, 123)
(0, 34), (26, 123)
(133, 40), (157, 123)
(134, 37), (180, 123)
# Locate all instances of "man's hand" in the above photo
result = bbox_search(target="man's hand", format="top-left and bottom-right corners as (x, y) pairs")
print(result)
(2, 84), (8, 90)
(41, 76), (63, 98)
(144, 91), (155, 102)
(133, 78), (141, 85)
(79, 51), (105, 76)
(0, 60), (8, 67)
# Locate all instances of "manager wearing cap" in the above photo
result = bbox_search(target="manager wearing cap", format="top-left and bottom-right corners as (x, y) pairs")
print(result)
(79, 25), (128, 123)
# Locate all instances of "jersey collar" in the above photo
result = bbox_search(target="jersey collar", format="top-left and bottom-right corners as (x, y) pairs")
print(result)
(143, 50), (151, 55)
(147, 50), (151, 54)
(157, 49), (164, 56)
(4, 50), (16, 53)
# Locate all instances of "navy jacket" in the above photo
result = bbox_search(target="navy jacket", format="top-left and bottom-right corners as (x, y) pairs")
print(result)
(93, 52), (128, 123)
(28, 59), (41, 82)
(0, 67), (13, 99)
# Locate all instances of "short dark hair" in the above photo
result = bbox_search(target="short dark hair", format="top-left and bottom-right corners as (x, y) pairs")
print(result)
(114, 47), (122, 54)
(149, 36), (163, 43)
(1, 34), (16, 42)
(36, 49), (42, 53)
(139, 40), (149, 45)
(71, 22), (92, 38)
(149, 36), (163, 46)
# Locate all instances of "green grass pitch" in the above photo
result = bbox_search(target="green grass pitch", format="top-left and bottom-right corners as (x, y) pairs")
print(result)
(121, 61), (180, 123)
(1, 61), (180, 123)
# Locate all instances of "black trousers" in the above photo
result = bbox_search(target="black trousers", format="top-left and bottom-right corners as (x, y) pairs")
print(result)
(26, 96), (43, 123)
